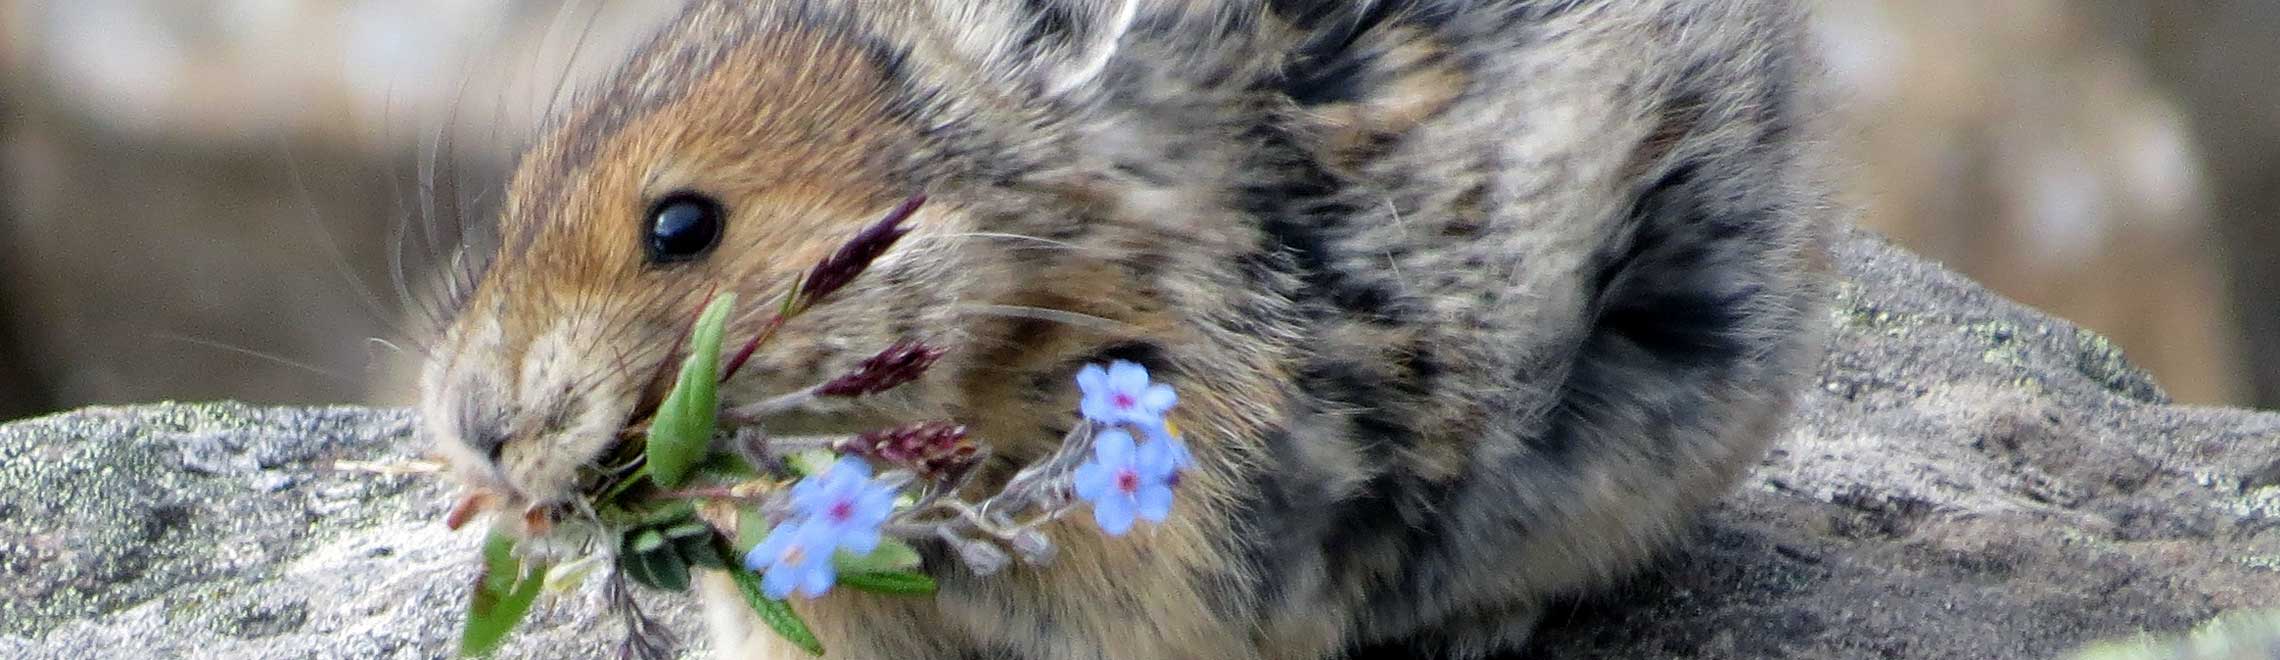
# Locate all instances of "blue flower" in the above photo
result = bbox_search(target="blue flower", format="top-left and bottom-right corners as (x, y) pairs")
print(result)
(1070, 428), (1180, 536)
(744, 519), (837, 600)
(786, 456), (897, 556)
(1077, 361), (1177, 429)
(1142, 419), (1195, 475)
(743, 456), (899, 599)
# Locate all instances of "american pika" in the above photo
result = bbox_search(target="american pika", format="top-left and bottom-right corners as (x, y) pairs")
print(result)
(415, 1), (1834, 658)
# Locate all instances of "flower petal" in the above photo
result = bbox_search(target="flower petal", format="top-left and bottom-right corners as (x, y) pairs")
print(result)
(1093, 428), (1136, 465)
(1072, 460), (1112, 500)
(799, 559), (837, 599)
(839, 527), (881, 557)
(832, 456), (873, 481)
(761, 560), (798, 600)
(855, 485), (897, 524)
(1076, 364), (1110, 394)
(1141, 383), (1177, 412)
(744, 521), (799, 571)
(1093, 494), (1137, 536)
(1136, 435), (1177, 479)
(1136, 483), (1174, 523)
(1108, 361), (1150, 394)
(1080, 395), (1116, 425)
(789, 478), (825, 511)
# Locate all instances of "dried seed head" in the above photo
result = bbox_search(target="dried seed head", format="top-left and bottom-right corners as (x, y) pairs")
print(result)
(816, 340), (946, 398)
(798, 194), (925, 305)
(834, 421), (975, 479)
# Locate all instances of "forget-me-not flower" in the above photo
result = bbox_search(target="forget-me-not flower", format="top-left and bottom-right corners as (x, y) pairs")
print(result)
(745, 519), (837, 599)
(1070, 427), (1181, 536)
(744, 456), (899, 599)
(786, 456), (897, 555)
(1077, 360), (1177, 430)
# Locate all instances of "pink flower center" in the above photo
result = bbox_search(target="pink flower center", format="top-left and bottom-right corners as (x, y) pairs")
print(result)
(1112, 392), (1136, 409)
(1115, 467), (1141, 494)
(827, 500), (854, 523)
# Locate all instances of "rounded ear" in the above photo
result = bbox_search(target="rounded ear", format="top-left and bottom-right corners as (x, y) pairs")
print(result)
(921, 0), (1139, 98)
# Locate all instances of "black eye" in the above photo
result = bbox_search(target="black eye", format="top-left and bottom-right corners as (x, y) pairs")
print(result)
(644, 193), (724, 264)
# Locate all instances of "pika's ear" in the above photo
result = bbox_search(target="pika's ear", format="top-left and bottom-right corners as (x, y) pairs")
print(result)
(921, 0), (1139, 97)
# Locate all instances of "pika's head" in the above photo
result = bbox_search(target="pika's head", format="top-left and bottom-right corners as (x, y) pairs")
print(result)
(415, 1), (1195, 531)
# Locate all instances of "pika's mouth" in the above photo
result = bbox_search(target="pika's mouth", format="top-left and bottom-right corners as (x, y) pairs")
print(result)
(441, 343), (685, 538)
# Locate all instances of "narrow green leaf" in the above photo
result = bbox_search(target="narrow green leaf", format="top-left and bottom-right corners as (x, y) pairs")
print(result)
(831, 538), (922, 575)
(647, 292), (737, 487)
(459, 530), (551, 658)
(836, 570), (938, 596)
(720, 543), (825, 656)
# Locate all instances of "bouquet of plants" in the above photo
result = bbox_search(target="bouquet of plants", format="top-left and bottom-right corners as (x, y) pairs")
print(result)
(446, 194), (1195, 658)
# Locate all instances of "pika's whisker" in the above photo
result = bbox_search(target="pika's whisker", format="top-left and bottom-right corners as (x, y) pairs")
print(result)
(947, 304), (1140, 335)
(150, 332), (355, 384)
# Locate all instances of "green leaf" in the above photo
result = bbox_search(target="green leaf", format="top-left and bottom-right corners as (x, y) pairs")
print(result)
(459, 530), (551, 658)
(736, 507), (772, 555)
(836, 570), (938, 596)
(831, 538), (922, 575)
(642, 546), (693, 592)
(618, 526), (695, 593)
(646, 292), (737, 488)
(787, 449), (836, 478)
(681, 535), (728, 569)
(631, 529), (668, 555)
(636, 500), (699, 528)
(721, 544), (825, 656)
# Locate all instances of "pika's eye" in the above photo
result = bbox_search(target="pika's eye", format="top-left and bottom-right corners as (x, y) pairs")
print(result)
(644, 192), (724, 264)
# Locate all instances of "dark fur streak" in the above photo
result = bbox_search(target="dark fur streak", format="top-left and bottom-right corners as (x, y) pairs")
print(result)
(1084, 341), (1170, 374)
(1277, 1), (1407, 106)
(1016, 0), (1080, 53)
(1221, 423), (1325, 617)
(1241, 122), (1401, 324)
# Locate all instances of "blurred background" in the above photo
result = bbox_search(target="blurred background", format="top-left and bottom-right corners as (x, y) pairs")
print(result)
(0, 0), (2273, 419)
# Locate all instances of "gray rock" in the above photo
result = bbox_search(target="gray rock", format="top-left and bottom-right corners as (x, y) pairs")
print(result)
(3, 226), (2276, 659)
(0, 404), (705, 659)
(1529, 227), (2280, 658)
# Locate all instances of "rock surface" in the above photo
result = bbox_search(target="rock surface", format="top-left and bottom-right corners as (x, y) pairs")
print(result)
(3, 226), (2277, 659)
(0, 404), (707, 659)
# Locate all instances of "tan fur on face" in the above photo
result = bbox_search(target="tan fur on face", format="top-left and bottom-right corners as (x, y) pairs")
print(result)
(422, 22), (936, 514)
